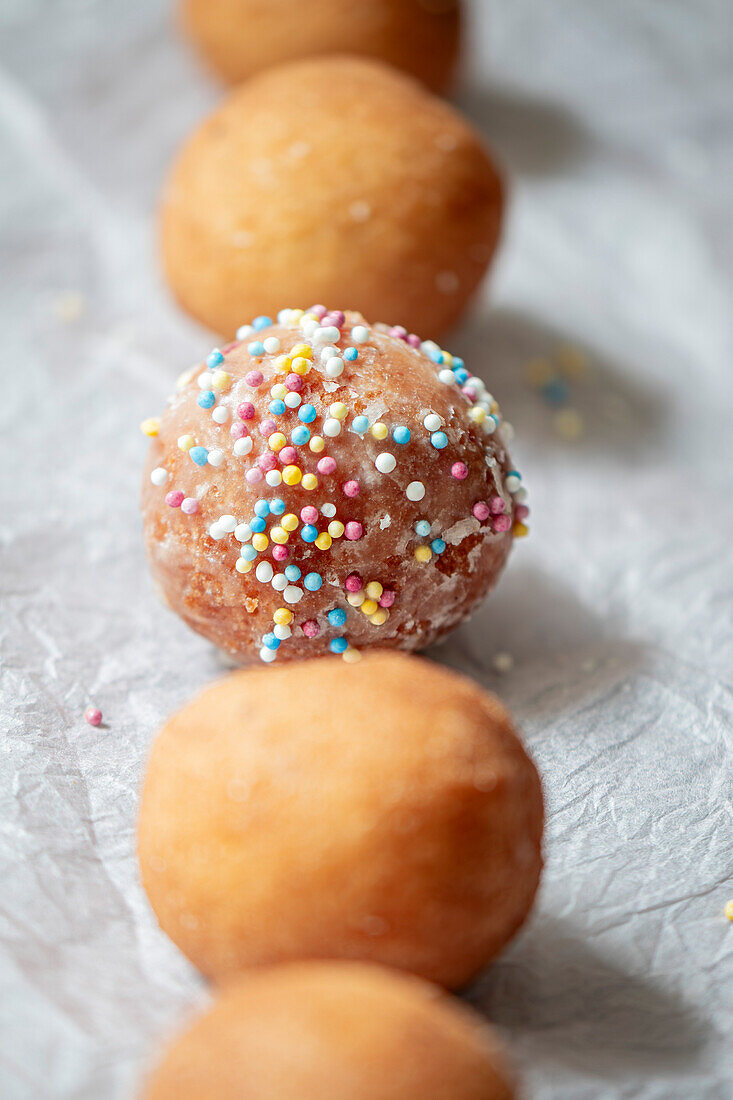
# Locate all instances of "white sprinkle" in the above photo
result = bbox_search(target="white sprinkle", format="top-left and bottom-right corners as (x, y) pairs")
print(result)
(274, 624), (291, 640)
(438, 369), (454, 385)
(284, 391), (302, 408)
(276, 310), (291, 324)
(218, 514), (237, 533)
(321, 503), (336, 518)
(236, 324), (253, 340)
(325, 356), (344, 378)
(212, 406), (229, 424)
(505, 473), (522, 493)
(234, 523), (252, 542)
(323, 418), (342, 437)
(266, 469), (283, 486)
(375, 452), (396, 474)
(271, 574), (288, 592)
(483, 416), (498, 435)
(263, 336), (281, 354)
(259, 646), (277, 663)
(234, 437), (253, 456)
(406, 481), (425, 501)
(423, 413), (442, 432)
(514, 487), (527, 502)
(235, 559), (250, 573)
(256, 561), (274, 583)
(207, 449), (224, 467)
(197, 371), (213, 389)
(319, 345), (340, 362)
(420, 340), (441, 358)
(315, 325), (340, 344)
(301, 319), (319, 338)
(351, 325), (370, 344)
(283, 585), (303, 604)
(150, 467), (168, 487)
(209, 523), (225, 540)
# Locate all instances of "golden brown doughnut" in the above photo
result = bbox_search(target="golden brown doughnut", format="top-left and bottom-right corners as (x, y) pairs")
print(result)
(180, 0), (462, 94)
(140, 310), (528, 665)
(137, 653), (544, 988)
(142, 961), (516, 1099)
(159, 57), (503, 340)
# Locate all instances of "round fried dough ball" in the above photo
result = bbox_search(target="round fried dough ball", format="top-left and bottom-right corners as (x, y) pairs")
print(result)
(142, 961), (515, 1100)
(159, 58), (503, 340)
(140, 310), (528, 666)
(137, 652), (544, 988)
(180, 0), (462, 94)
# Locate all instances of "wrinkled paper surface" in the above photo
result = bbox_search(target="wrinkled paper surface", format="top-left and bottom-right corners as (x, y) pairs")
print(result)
(1, 1), (731, 1096)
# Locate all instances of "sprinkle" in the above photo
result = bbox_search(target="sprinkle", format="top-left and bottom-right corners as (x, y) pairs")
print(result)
(505, 471), (522, 493)
(140, 417), (160, 436)
(370, 609), (388, 626)
(207, 449), (224, 467)
(246, 466), (264, 484)
(266, 470), (283, 486)
(392, 426), (411, 444)
(344, 347), (358, 361)
(236, 558), (253, 573)
(273, 624), (291, 640)
(235, 523), (252, 542)
(234, 437), (253, 456)
(304, 572), (323, 591)
(423, 413), (442, 432)
(351, 415), (369, 434)
(301, 524), (318, 543)
(347, 591), (365, 607)
(323, 418), (342, 437)
(268, 432), (287, 452)
(513, 521), (529, 538)
(238, 402), (255, 420)
(178, 434), (195, 451)
(302, 619), (319, 638)
(292, 357), (311, 376)
(415, 520), (431, 536)
(284, 391), (302, 409)
(494, 514), (511, 532)
(490, 497), (505, 514)
(259, 646), (277, 663)
(360, 599), (378, 616)
(431, 538), (446, 554)
(328, 520), (345, 538)
(375, 452), (396, 474)
(240, 544), (257, 561)
(274, 355), (292, 374)
(245, 370), (263, 388)
(84, 705), (103, 726)
(325, 356), (344, 378)
(197, 390), (216, 409)
(209, 523), (225, 540)
(451, 461), (468, 480)
(273, 608), (293, 626)
(164, 490), (184, 508)
(430, 431), (448, 449)
(150, 467), (168, 487)
(262, 633), (280, 650)
(321, 503), (337, 518)
(315, 532), (332, 550)
(330, 637), (348, 653)
(724, 900), (733, 921)
(272, 543), (288, 559)
(283, 585), (303, 604)
(254, 500), (270, 518)
(493, 652), (514, 673)
(206, 349), (224, 368)
(379, 590), (395, 608)
(299, 404), (317, 424)
(269, 399), (286, 416)
(345, 573), (363, 593)
(351, 325), (369, 343)
(370, 422), (388, 440)
(406, 481), (425, 502)
(317, 456), (337, 475)
(438, 369), (454, 384)
(210, 370), (231, 392)
(414, 545), (432, 563)
(291, 425), (310, 446)
(270, 526), (289, 544)
(342, 647), (362, 663)
(271, 383), (287, 400)
(278, 446), (297, 465)
(181, 497), (199, 515)
(285, 373), (303, 392)
(282, 465), (302, 486)
(284, 563), (301, 581)
(252, 315), (273, 331)
(301, 505), (319, 524)
(553, 408), (585, 440)
(330, 402), (348, 421)
(327, 608), (348, 628)
(197, 372), (213, 390)
(342, 480), (360, 498)
(252, 533), (269, 551)
(309, 435), (325, 452)
(281, 513), (299, 531)
(189, 446), (208, 466)
(236, 325), (253, 340)
(473, 502), (490, 521)
(344, 521), (363, 541)
(248, 341), (265, 357)
(263, 336), (281, 354)
(212, 407), (229, 424)
(365, 581), (383, 600)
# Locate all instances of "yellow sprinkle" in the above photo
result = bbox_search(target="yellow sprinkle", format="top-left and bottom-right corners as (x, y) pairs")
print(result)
(315, 532), (332, 551)
(370, 422), (388, 440)
(270, 383), (287, 400)
(365, 581), (383, 600)
(347, 591), (365, 607)
(235, 558), (252, 573)
(468, 406), (486, 424)
(302, 473), (318, 490)
(274, 355), (292, 374)
(330, 402), (348, 421)
(252, 533), (269, 552)
(370, 609), (388, 626)
(441, 351), (453, 367)
(282, 465), (302, 486)
(292, 357), (311, 376)
(724, 899), (733, 920)
(211, 369), (231, 391)
(281, 513), (299, 532)
(556, 344), (588, 376)
(525, 358), (554, 387)
(176, 367), (196, 391)
(140, 417), (160, 437)
(328, 520), (345, 538)
(553, 408), (584, 441)
(270, 526), (289, 545)
(177, 434), (195, 451)
(342, 648), (362, 664)
(414, 545), (432, 563)
(309, 436), (325, 453)
(512, 522), (529, 538)
(273, 608), (292, 626)
(360, 599), (378, 616)
(289, 309), (304, 321)
(291, 342), (312, 359)
(268, 432), (287, 452)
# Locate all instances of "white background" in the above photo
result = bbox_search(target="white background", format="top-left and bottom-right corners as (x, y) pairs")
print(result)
(1, 1), (731, 1096)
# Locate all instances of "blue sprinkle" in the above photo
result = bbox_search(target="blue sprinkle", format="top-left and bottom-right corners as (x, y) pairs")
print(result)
(392, 425), (411, 445)
(431, 431), (448, 450)
(327, 607), (348, 628)
(189, 446), (208, 466)
(507, 469), (522, 481)
(206, 349), (224, 368)
(415, 520), (431, 537)
(431, 538), (446, 554)
(252, 315), (273, 331)
(330, 637), (348, 654)
(454, 367), (469, 385)
(301, 524), (318, 543)
(291, 425), (310, 446)
(298, 404), (317, 423)
(197, 390), (216, 408)
(269, 498), (285, 515)
(304, 572), (323, 591)
(269, 399), (286, 416)
(428, 349), (443, 364)
(250, 517), (266, 533)
(452, 357), (464, 370)
(344, 347), (358, 361)
(285, 564), (302, 582)
(254, 500), (270, 518)
(540, 378), (569, 406)
(352, 415), (369, 434)
(248, 341), (266, 357)
(240, 544), (257, 562)
(262, 633), (280, 651)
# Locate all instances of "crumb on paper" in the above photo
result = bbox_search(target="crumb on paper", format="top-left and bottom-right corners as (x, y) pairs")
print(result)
(493, 652), (514, 674)
(52, 291), (85, 322)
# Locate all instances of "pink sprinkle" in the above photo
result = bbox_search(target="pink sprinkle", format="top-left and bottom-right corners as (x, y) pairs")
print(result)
(279, 446), (297, 465)
(245, 370), (263, 388)
(285, 373), (303, 392)
(84, 706), (102, 727)
(489, 496), (505, 515)
(221, 341), (237, 353)
(345, 573), (363, 593)
(463, 386), (477, 401)
(389, 325), (408, 341)
(342, 480), (360, 498)
(515, 504), (530, 520)
(246, 467), (264, 484)
(259, 418), (277, 437)
(302, 619), (320, 638)
(406, 334), (421, 348)
(165, 490), (184, 508)
(324, 310), (345, 329)
(230, 422), (248, 440)
(300, 505), (319, 525)
(237, 401), (255, 420)
(344, 521), (363, 541)
(379, 590), (396, 608)
(451, 462), (468, 480)
(317, 456), (337, 475)
(181, 497), (199, 515)
(272, 545), (289, 561)
(473, 502), (490, 522)
(494, 514), (511, 533)
(309, 304), (327, 320)
(258, 451), (278, 473)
